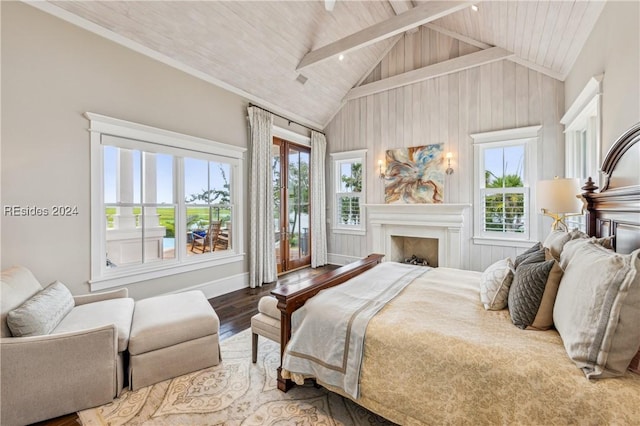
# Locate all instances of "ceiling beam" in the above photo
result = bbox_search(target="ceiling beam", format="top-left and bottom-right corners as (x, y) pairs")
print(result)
(296, 1), (473, 71)
(424, 23), (564, 81)
(344, 47), (513, 101)
(388, 0), (418, 34)
(424, 23), (491, 49)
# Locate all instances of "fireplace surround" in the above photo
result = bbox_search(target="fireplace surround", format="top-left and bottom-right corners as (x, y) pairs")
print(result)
(365, 204), (471, 269)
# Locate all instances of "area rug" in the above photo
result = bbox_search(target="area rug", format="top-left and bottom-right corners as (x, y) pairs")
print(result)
(78, 329), (395, 425)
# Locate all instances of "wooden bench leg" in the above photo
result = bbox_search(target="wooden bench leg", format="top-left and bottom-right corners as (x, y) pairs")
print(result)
(251, 332), (258, 363)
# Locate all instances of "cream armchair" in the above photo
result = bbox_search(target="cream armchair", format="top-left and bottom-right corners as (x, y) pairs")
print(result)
(1, 266), (134, 426)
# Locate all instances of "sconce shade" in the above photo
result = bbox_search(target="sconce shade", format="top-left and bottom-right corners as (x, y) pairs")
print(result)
(536, 178), (582, 214)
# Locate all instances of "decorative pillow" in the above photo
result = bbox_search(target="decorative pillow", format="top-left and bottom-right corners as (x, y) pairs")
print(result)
(553, 244), (640, 378)
(569, 228), (589, 240)
(508, 255), (563, 330)
(6, 281), (75, 337)
(569, 228), (615, 250)
(595, 235), (615, 250)
(518, 248), (546, 268)
(559, 238), (587, 270)
(514, 242), (542, 268)
(480, 258), (515, 310)
(543, 230), (572, 260)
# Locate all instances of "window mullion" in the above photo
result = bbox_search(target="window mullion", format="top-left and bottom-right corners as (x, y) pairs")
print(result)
(176, 156), (186, 262)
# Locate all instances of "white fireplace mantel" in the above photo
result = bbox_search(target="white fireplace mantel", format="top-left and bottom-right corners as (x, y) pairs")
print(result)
(364, 203), (471, 268)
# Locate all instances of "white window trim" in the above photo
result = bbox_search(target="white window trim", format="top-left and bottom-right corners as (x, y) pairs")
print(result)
(471, 125), (541, 246)
(87, 112), (246, 291)
(561, 74), (603, 187)
(330, 149), (367, 235)
(272, 125), (311, 147)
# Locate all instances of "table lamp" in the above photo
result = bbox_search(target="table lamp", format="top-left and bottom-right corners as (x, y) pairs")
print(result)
(536, 177), (583, 231)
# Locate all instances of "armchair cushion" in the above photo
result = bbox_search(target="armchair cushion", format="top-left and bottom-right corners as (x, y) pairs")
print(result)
(54, 297), (134, 352)
(6, 281), (74, 337)
(1, 266), (43, 337)
(258, 296), (280, 319)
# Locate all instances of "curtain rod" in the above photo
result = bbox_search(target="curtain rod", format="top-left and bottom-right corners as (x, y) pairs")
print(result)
(248, 103), (324, 135)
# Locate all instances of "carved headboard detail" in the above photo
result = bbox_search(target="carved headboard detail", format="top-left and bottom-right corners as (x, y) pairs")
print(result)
(582, 122), (640, 254)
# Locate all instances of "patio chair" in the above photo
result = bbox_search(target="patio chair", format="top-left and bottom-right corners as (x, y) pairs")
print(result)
(190, 221), (221, 253)
(215, 222), (231, 251)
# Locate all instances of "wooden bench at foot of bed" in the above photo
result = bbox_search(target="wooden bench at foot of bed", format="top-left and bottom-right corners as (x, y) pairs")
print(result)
(271, 253), (384, 392)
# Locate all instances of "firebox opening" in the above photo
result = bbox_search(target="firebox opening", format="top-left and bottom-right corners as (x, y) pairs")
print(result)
(390, 236), (438, 267)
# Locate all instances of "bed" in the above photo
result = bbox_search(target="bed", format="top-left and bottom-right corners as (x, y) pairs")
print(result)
(272, 122), (640, 425)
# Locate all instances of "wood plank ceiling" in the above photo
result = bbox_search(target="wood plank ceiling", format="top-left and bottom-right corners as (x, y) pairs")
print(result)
(41, 1), (605, 130)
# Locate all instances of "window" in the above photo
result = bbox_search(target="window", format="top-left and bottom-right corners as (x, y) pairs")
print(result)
(561, 75), (602, 231)
(472, 126), (540, 246)
(330, 150), (366, 235)
(88, 113), (245, 290)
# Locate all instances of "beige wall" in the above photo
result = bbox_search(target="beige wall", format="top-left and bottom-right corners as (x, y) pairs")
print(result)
(1, 2), (256, 299)
(564, 0), (640, 153)
(325, 27), (564, 271)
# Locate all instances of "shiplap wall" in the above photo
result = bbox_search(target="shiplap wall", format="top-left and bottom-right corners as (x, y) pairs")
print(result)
(324, 27), (565, 271)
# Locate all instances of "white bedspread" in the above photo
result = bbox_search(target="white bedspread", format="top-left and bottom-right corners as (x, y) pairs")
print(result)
(281, 262), (428, 398)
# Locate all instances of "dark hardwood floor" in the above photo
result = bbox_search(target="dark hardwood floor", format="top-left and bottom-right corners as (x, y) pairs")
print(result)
(33, 264), (338, 426)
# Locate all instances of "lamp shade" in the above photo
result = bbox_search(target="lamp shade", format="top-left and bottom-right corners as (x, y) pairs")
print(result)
(536, 178), (582, 214)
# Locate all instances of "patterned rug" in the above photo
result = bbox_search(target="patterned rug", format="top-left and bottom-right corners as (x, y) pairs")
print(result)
(78, 329), (395, 425)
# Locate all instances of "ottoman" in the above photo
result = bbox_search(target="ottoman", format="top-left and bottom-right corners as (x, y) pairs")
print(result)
(128, 290), (220, 390)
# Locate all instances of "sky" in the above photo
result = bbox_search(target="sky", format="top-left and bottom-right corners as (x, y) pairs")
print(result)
(484, 144), (525, 184)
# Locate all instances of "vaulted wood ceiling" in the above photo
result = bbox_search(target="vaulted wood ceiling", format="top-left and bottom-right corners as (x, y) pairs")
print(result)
(38, 1), (606, 130)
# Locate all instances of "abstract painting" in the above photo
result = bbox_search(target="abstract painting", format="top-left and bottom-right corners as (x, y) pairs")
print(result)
(384, 144), (444, 204)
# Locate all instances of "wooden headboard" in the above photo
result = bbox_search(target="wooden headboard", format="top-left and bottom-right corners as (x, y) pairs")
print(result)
(582, 122), (640, 374)
(582, 122), (640, 253)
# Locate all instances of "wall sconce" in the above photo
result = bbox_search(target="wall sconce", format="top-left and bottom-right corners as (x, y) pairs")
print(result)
(445, 152), (454, 175)
(536, 177), (584, 231)
(378, 159), (385, 179)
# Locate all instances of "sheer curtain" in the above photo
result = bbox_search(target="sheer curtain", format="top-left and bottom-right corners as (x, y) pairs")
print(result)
(248, 106), (277, 288)
(310, 130), (328, 267)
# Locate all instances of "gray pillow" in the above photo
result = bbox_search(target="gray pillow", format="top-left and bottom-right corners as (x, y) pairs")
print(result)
(514, 242), (542, 268)
(508, 258), (563, 330)
(7, 281), (75, 337)
(517, 248), (545, 267)
(553, 244), (640, 378)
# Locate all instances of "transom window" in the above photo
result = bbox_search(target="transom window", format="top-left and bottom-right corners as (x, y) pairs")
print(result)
(88, 113), (245, 290)
(472, 126), (540, 246)
(330, 150), (366, 235)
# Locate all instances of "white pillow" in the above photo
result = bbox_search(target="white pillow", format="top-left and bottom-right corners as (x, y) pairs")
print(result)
(6, 281), (74, 337)
(543, 230), (572, 260)
(553, 244), (640, 378)
(480, 258), (514, 310)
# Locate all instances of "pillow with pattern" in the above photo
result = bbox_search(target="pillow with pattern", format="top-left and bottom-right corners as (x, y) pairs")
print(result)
(480, 258), (515, 310)
(508, 250), (563, 330)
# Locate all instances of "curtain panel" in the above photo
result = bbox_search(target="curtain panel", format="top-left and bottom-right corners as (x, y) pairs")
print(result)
(310, 131), (328, 267)
(248, 107), (277, 288)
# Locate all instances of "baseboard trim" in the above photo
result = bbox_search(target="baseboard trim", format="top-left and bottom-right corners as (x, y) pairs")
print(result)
(168, 272), (249, 299)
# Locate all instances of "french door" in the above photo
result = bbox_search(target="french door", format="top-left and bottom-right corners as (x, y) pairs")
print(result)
(272, 137), (311, 273)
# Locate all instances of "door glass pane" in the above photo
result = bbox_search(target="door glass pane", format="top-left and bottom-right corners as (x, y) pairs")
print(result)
(288, 148), (310, 262)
